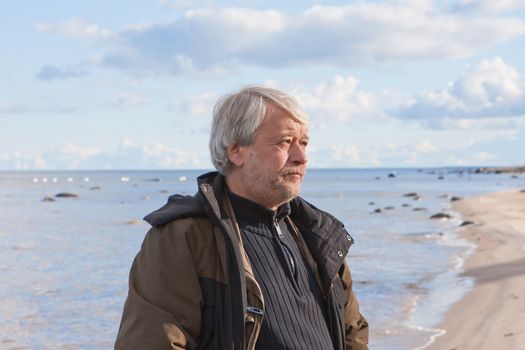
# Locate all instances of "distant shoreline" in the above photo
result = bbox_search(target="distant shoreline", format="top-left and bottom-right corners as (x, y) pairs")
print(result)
(469, 166), (525, 174)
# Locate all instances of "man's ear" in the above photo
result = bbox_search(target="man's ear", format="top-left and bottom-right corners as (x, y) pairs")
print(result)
(227, 144), (244, 167)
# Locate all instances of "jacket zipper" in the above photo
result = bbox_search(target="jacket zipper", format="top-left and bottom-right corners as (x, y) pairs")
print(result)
(274, 220), (298, 280)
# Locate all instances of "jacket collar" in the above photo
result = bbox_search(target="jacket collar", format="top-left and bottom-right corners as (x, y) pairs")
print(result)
(145, 171), (354, 282)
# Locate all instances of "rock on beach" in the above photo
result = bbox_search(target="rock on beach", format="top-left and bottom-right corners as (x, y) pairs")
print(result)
(430, 212), (452, 220)
(55, 192), (79, 198)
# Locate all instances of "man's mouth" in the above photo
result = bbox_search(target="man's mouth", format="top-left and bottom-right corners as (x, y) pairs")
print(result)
(281, 170), (304, 178)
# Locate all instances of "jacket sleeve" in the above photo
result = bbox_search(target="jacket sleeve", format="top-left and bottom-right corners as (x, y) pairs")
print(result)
(115, 220), (204, 350)
(341, 262), (369, 350)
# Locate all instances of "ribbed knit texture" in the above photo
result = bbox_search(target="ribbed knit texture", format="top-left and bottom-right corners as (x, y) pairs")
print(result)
(228, 191), (333, 350)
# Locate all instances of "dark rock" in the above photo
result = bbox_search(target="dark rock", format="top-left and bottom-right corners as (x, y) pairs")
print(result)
(42, 196), (55, 202)
(159, 190), (169, 194)
(403, 192), (419, 197)
(437, 176), (445, 180)
(451, 196), (463, 202)
(356, 280), (373, 285)
(413, 195), (423, 201)
(55, 192), (78, 198)
(401, 203), (411, 207)
(89, 186), (101, 191)
(413, 207), (427, 211)
(384, 206), (395, 210)
(368, 201), (375, 205)
(439, 194), (450, 199)
(460, 221), (475, 227)
(430, 212), (452, 220)
(375, 177), (381, 180)
(511, 175), (518, 179)
(144, 178), (161, 182)
(373, 208), (383, 214)
(387, 172), (396, 178)
(405, 283), (418, 289)
(520, 189), (525, 193)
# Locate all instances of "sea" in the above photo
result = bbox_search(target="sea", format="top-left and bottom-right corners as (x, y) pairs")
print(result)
(1, 168), (524, 350)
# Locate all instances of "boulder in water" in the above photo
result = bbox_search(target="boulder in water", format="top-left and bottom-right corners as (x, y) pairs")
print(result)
(55, 192), (78, 198)
(430, 212), (452, 220)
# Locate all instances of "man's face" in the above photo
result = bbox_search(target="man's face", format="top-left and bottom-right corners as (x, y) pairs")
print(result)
(232, 105), (309, 209)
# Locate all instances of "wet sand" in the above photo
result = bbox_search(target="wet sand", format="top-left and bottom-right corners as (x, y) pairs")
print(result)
(425, 189), (525, 350)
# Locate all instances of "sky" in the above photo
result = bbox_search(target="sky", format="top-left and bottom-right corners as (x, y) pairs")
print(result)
(1, 0), (525, 170)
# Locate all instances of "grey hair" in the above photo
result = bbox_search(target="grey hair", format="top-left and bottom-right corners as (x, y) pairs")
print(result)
(209, 85), (309, 174)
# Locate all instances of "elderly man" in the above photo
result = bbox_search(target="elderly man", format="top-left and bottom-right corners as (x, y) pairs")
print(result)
(115, 86), (368, 350)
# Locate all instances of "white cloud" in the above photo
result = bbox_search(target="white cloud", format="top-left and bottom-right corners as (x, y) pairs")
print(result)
(430, 117), (520, 130)
(0, 151), (47, 170)
(36, 65), (88, 81)
(41, 3), (525, 75)
(59, 143), (101, 158)
(293, 76), (377, 123)
(396, 57), (525, 127)
(0, 100), (78, 115)
(0, 140), (210, 170)
(330, 144), (361, 163)
(414, 139), (437, 153)
(446, 0), (525, 13)
(117, 93), (151, 109)
(34, 18), (116, 39)
(174, 92), (217, 117)
(472, 151), (497, 161)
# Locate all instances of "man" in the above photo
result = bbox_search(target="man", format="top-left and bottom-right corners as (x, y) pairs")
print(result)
(115, 86), (368, 350)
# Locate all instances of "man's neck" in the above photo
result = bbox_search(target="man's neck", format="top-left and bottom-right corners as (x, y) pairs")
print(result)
(225, 173), (280, 211)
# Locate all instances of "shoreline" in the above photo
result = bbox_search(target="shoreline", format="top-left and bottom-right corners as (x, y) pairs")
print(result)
(423, 189), (525, 350)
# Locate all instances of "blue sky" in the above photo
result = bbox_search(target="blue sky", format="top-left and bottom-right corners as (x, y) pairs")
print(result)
(2, 0), (525, 170)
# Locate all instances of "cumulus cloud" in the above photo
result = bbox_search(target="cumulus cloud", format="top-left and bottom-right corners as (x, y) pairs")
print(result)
(59, 143), (101, 158)
(0, 151), (47, 170)
(0, 139), (211, 170)
(445, 0), (525, 13)
(34, 18), (116, 39)
(36, 65), (88, 81)
(396, 57), (525, 127)
(292, 76), (377, 123)
(39, 2), (525, 75)
(174, 92), (217, 117)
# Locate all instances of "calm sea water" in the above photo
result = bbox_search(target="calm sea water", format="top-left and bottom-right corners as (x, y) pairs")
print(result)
(1, 168), (524, 350)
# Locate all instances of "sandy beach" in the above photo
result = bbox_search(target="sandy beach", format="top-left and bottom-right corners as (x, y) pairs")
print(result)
(425, 189), (525, 350)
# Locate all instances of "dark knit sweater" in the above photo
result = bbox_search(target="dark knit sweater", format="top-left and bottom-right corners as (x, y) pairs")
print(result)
(228, 191), (333, 350)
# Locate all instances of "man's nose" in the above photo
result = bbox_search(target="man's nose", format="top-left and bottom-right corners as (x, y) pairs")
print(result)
(289, 142), (308, 165)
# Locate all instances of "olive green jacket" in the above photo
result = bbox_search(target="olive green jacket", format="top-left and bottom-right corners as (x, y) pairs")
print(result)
(115, 172), (368, 349)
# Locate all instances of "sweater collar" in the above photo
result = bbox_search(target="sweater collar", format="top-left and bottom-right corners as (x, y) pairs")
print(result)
(227, 188), (291, 226)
